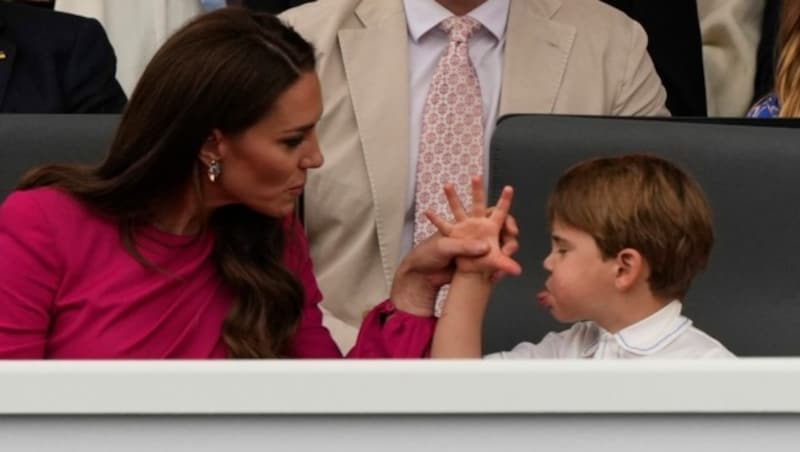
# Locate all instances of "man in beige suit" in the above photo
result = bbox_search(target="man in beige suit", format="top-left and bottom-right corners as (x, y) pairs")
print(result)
(281, 0), (668, 350)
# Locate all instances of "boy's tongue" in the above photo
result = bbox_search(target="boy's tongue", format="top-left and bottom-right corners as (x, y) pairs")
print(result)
(537, 290), (553, 308)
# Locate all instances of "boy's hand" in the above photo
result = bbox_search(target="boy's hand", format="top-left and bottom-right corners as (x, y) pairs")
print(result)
(492, 207), (520, 283)
(426, 176), (522, 278)
(391, 234), (491, 317)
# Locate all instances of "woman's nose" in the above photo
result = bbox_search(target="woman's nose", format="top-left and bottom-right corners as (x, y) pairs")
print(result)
(301, 136), (324, 169)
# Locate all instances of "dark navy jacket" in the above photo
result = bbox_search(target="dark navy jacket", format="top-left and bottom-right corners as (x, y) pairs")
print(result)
(0, 1), (126, 113)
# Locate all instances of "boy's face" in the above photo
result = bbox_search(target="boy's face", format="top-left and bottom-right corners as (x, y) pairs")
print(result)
(539, 219), (617, 323)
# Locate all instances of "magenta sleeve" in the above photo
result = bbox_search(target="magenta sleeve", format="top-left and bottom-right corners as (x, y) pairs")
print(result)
(345, 299), (435, 358)
(0, 191), (62, 358)
(285, 218), (434, 359)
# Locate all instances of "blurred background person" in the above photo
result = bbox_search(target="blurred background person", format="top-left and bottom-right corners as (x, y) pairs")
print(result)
(698, 0), (770, 116)
(748, 0), (798, 118)
(604, 0), (778, 117)
(0, 0), (126, 112)
(3, 0), (54, 9)
(55, 0), (203, 96)
(204, 0), (312, 14)
(54, 0), (315, 96)
(752, 0), (780, 109)
(602, 0), (707, 117)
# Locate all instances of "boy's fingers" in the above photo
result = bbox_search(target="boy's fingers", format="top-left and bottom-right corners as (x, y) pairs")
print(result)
(479, 255), (522, 277)
(504, 213), (519, 235)
(490, 271), (506, 284)
(443, 183), (467, 221)
(425, 210), (454, 236)
(471, 175), (487, 217)
(500, 239), (519, 257)
(500, 218), (520, 257)
(490, 186), (514, 224)
(436, 237), (490, 258)
(495, 255), (523, 276)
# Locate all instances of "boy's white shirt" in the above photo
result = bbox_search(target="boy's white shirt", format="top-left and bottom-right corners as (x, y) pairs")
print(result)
(485, 300), (735, 359)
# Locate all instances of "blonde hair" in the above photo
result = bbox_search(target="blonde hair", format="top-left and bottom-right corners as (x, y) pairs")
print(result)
(547, 154), (714, 300)
(776, 0), (800, 117)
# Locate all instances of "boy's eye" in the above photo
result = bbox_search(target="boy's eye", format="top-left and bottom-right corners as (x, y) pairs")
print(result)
(557, 249), (568, 255)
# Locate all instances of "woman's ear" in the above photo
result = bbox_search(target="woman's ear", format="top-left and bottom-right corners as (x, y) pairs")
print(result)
(613, 248), (647, 292)
(198, 129), (226, 166)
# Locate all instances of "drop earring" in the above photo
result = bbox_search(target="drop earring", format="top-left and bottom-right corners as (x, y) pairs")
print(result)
(208, 160), (221, 183)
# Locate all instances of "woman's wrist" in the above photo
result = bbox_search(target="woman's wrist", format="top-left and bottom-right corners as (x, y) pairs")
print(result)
(391, 296), (435, 317)
(389, 262), (436, 317)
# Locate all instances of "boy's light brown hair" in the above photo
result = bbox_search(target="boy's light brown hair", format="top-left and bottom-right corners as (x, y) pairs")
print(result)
(547, 154), (713, 300)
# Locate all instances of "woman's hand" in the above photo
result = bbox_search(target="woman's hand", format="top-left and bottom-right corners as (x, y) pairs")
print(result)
(426, 176), (522, 278)
(390, 176), (522, 317)
(390, 234), (490, 317)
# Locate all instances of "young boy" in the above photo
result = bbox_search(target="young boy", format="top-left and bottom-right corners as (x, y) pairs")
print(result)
(428, 154), (734, 359)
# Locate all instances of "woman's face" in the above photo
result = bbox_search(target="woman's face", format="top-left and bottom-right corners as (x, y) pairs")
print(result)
(203, 71), (324, 218)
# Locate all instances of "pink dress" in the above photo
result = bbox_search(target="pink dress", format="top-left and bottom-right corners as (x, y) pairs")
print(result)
(0, 188), (434, 358)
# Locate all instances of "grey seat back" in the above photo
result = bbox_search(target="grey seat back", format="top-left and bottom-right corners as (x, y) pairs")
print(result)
(0, 114), (119, 200)
(487, 115), (800, 356)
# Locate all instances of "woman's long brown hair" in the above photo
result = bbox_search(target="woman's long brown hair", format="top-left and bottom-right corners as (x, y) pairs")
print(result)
(776, 0), (800, 116)
(18, 9), (316, 358)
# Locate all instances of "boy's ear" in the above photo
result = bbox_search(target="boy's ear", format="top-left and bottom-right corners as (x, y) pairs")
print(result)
(198, 129), (227, 167)
(613, 248), (647, 292)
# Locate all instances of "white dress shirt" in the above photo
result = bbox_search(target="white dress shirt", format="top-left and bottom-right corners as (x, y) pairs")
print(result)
(400, 0), (510, 258)
(486, 300), (736, 359)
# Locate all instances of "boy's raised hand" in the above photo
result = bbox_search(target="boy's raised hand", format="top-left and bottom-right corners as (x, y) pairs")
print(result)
(425, 176), (522, 278)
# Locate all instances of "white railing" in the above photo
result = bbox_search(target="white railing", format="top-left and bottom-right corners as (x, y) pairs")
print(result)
(1, 358), (798, 414)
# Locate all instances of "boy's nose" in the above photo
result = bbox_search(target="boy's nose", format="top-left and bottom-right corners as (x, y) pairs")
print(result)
(543, 252), (554, 272)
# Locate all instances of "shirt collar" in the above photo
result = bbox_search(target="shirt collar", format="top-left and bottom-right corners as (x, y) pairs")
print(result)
(581, 300), (693, 357)
(403, 0), (510, 43)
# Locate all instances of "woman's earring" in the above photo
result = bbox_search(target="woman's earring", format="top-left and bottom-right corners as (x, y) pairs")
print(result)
(208, 160), (221, 183)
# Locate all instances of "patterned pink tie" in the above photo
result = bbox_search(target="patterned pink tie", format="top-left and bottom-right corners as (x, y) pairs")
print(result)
(414, 16), (484, 246)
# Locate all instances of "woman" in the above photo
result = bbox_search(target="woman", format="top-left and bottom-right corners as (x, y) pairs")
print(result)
(748, 0), (799, 117)
(0, 9), (518, 358)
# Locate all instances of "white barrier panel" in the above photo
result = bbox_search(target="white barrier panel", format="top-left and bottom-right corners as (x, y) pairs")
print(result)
(1, 359), (799, 451)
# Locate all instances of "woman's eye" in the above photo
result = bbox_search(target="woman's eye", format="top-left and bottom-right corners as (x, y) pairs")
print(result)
(557, 249), (567, 255)
(282, 135), (305, 148)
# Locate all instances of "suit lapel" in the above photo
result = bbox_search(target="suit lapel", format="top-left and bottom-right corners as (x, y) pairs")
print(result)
(338, 0), (409, 281)
(499, 0), (575, 115)
(0, 14), (15, 109)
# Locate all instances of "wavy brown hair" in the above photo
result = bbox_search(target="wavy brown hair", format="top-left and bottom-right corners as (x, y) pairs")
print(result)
(776, 0), (800, 116)
(18, 8), (316, 358)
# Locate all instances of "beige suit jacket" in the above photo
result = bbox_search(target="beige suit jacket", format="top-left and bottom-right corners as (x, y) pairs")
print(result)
(281, 0), (668, 349)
